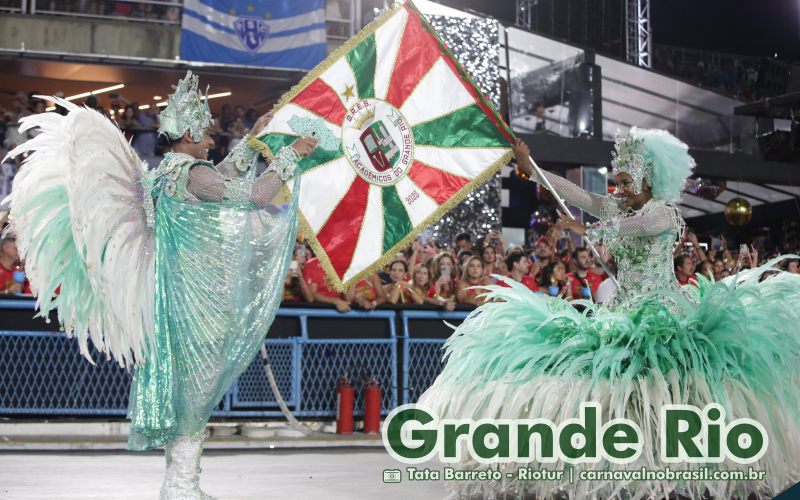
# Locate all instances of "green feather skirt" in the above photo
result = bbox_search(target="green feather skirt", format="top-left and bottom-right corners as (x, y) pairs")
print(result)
(419, 259), (800, 499)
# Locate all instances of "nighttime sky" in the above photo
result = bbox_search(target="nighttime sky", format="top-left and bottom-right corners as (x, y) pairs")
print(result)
(651, 0), (800, 60)
(438, 0), (800, 60)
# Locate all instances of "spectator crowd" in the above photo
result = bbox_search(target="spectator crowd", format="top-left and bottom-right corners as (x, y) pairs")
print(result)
(3, 93), (800, 310)
(280, 222), (800, 312)
(0, 91), (278, 194)
(653, 45), (762, 102)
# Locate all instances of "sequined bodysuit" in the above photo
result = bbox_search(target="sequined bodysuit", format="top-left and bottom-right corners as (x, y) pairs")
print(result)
(535, 170), (684, 305)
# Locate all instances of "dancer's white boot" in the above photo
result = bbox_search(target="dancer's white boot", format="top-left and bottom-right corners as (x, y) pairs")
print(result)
(159, 431), (216, 500)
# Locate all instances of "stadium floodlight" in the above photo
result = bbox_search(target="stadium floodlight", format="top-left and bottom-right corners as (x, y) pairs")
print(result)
(65, 84), (125, 102)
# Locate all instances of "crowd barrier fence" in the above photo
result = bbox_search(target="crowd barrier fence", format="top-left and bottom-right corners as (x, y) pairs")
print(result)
(0, 300), (468, 419)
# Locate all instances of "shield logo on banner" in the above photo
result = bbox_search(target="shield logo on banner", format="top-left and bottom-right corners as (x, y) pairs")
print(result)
(234, 16), (270, 52)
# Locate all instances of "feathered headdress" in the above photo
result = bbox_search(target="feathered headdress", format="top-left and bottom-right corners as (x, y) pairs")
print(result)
(157, 70), (212, 142)
(611, 127), (695, 203)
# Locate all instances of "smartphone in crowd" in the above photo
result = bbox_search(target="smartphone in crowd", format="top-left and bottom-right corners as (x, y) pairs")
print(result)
(420, 230), (431, 246)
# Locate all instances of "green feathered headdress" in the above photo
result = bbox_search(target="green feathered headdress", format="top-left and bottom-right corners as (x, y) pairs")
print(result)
(611, 127), (695, 203)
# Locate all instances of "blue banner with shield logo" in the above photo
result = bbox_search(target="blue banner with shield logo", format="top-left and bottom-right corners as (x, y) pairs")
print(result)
(181, 0), (327, 70)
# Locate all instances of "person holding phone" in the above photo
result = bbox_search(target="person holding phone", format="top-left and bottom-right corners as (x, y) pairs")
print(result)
(565, 247), (603, 300)
(737, 243), (759, 270)
(0, 233), (27, 295)
(282, 247), (313, 303)
(482, 226), (505, 256)
(430, 253), (457, 307)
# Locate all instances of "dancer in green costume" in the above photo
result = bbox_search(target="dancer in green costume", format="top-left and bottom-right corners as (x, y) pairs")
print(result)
(419, 131), (800, 499)
(6, 71), (318, 499)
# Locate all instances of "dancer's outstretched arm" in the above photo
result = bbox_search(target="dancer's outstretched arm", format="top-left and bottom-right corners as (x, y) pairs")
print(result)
(512, 138), (606, 217)
(186, 137), (317, 207)
(556, 202), (682, 240)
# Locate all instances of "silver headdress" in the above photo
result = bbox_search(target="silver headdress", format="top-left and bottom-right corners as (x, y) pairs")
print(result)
(610, 130), (652, 195)
(157, 71), (212, 143)
(610, 127), (695, 203)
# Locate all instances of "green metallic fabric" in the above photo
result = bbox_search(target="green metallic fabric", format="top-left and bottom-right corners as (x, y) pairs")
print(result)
(411, 104), (509, 148)
(345, 33), (376, 99)
(381, 186), (414, 253)
(127, 165), (300, 451)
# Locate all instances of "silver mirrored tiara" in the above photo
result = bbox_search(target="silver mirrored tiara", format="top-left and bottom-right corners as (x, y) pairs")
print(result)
(157, 70), (212, 142)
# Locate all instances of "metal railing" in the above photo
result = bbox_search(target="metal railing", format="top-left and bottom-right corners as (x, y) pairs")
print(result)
(399, 310), (469, 405)
(23, 0), (356, 39)
(31, 0), (182, 24)
(0, 0), (25, 13)
(224, 308), (399, 418)
(0, 301), (412, 418)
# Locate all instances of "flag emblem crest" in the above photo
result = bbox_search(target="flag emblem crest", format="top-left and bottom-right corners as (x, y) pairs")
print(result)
(234, 16), (270, 52)
(343, 99), (414, 186)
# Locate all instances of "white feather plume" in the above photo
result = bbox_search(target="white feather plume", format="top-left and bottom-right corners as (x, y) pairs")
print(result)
(6, 98), (155, 367)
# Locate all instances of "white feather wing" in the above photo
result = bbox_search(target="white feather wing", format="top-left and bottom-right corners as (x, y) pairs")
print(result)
(7, 99), (155, 367)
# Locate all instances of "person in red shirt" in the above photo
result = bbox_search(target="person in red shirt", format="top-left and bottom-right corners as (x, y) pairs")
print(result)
(0, 233), (30, 295)
(566, 248), (604, 300)
(385, 259), (417, 305)
(498, 252), (539, 292)
(674, 254), (697, 287)
(304, 256), (352, 312)
(282, 247), (313, 303)
(346, 273), (387, 310)
(394, 263), (432, 307)
(532, 236), (555, 266)
(457, 256), (491, 306)
(430, 252), (458, 302)
(409, 263), (455, 311)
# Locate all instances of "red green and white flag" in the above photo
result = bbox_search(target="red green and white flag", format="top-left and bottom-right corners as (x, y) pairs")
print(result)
(250, 0), (513, 291)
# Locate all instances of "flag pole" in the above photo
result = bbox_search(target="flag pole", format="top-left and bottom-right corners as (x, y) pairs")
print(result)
(527, 154), (620, 289)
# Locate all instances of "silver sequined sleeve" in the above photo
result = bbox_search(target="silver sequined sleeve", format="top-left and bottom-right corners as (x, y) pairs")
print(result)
(251, 172), (285, 207)
(186, 165), (286, 208)
(532, 169), (606, 217)
(215, 138), (259, 178)
(587, 201), (682, 241)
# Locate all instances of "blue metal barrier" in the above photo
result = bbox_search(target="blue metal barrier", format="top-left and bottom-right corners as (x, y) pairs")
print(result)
(0, 302), (400, 418)
(0, 329), (131, 416)
(228, 308), (398, 417)
(399, 310), (469, 405)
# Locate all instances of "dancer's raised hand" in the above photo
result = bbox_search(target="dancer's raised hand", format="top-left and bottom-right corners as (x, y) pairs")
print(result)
(555, 213), (585, 236)
(291, 137), (319, 157)
(251, 111), (274, 137)
(512, 138), (534, 177)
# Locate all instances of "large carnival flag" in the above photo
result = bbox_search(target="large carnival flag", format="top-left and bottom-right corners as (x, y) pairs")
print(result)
(249, 1), (514, 290)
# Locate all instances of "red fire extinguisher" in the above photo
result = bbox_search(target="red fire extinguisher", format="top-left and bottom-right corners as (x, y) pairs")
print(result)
(336, 376), (354, 435)
(363, 378), (382, 434)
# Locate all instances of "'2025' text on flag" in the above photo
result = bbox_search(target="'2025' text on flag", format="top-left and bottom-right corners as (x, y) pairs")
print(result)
(250, 1), (514, 290)
(181, 0), (326, 70)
